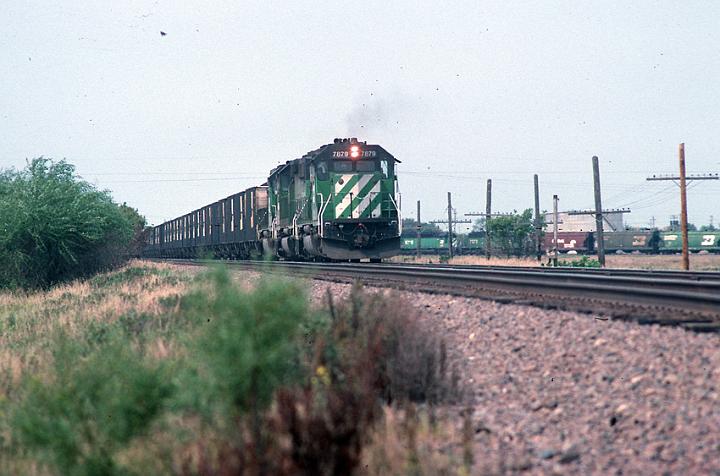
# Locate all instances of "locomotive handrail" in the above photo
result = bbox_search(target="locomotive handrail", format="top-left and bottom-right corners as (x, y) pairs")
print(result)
(389, 193), (402, 235)
(316, 193), (330, 238)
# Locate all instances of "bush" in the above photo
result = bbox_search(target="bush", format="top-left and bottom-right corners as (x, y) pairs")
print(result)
(265, 284), (461, 475)
(181, 267), (310, 417)
(176, 275), (461, 476)
(0, 158), (138, 289)
(557, 256), (601, 268)
(10, 334), (173, 476)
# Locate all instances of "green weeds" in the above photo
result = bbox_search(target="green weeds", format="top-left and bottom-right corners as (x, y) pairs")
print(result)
(10, 336), (172, 476)
(557, 255), (602, 268)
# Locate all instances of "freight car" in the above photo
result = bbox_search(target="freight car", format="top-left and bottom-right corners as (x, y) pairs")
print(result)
(400, 235), (450, 254)
(400, 232), (486, 254)
(143, 139), (401, 261)
(659, 231), (720, 253)
(543, 230), (720, 254)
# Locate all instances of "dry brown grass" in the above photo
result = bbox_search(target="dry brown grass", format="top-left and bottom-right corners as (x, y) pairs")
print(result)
(393, 253), (720, 270)
(556, 253), (720, 270)
(391, 255), (542, 267)
(361, 406), (469, 475)
(0, 260), (196, 388)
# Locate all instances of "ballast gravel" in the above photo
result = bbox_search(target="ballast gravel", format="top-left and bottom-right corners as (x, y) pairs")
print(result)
(307, 281), (720, 475)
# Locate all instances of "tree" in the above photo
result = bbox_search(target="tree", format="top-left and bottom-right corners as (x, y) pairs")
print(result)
(119, 203), (148, 257)
(471, 218), (486, 233)
(401, 218), (443, 236)
(486, 209), (535, 257)
(0, 158), (139, 288)
(700, 224), (717, 232)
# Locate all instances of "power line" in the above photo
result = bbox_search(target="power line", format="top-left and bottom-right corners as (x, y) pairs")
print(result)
(95, 176), (265, 184)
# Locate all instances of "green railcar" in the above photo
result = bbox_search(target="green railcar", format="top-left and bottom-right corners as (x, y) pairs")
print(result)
(660, 231), (720, 252)
(400, 236), (448, 253)
(401, 233), (485, 254)
(601, 231), (655, 252)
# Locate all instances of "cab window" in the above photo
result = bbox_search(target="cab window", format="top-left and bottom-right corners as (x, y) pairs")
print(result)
(332, 161), (353, 173)
(315, 161), (328, 180)
(356, 161), (376, 172)
(380, 159), (390, 178)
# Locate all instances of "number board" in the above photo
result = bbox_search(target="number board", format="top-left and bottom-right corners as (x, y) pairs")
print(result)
(332, 151), (377, 159)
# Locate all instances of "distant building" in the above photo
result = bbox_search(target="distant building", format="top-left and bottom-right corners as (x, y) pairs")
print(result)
(544, 212), (624, 233)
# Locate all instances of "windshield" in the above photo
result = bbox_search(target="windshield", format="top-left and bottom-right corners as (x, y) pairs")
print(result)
(331, 160), (380, 173)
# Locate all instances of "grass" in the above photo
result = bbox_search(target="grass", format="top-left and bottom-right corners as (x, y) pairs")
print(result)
(391, 255), (543, 267)
(0, 261), (471, 475)
(393, 253), (720, 270)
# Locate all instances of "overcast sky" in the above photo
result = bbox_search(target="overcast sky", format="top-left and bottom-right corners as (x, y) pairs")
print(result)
(2, 1), (719, 230)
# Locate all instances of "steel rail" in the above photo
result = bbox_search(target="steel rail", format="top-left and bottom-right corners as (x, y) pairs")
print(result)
(383, 262), (720, 282)
(169, 259), (720, 332)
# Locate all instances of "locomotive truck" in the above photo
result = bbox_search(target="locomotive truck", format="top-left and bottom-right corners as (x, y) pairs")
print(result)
(143, 138), (401, 261)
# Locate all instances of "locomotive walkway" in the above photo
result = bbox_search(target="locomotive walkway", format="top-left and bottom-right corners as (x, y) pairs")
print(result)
(171, 260), (720, 333)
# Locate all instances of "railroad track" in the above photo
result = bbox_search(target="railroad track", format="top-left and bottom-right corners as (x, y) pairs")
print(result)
(169, 260), (720, 333)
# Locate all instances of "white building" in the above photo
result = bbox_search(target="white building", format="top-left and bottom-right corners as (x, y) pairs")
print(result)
(544, 212), (625, 233)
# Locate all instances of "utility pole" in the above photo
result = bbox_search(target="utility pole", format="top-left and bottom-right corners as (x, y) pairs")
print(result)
(534, 174), (542, 261)
(678, 144), (689, 270)
(485, 179), (492, 260)
(646, 144), (718, 271)
(552, 194), (559, 267)
(416, 200), (421, 259)
(592, 156), (606, 267)
(431, 200), (470, 256)
(447, 192), (453, 258)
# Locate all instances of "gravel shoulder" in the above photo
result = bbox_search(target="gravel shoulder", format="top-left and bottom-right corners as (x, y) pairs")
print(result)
(305, 279), (720, 475)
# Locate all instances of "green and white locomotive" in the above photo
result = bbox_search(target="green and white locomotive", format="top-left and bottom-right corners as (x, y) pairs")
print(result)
(143, 138), (402, 261)
(264, 138), (401, 261)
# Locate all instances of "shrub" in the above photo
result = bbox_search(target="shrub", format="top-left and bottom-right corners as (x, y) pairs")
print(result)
(264, 284), (461, 475)
(181, 267), (310, 417)
(322, 283), (460, 405)
(10, 334), (173, 476)
(557, 255), (601, 268)
(0, 158), (138, 289)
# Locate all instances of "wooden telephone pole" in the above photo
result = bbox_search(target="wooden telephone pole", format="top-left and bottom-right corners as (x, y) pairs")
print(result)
(534, 174), (542, 261)
(485, 179), (492, 260)
(552, 195), (559, 267)
(679, 144), (689, 270)
(592, 156), (605, 267)
(430, 193), (470, 258)
(646, 144), (719, 270)
(416, 200), (421, 258)
(447, 192), (453, 258)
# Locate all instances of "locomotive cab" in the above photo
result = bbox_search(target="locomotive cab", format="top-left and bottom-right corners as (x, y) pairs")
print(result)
(265, 138), (401, 260)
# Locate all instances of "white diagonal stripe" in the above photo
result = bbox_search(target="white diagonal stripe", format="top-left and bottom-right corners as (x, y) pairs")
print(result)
(334, 174), (373, 218)
(354, 181), (381, 217)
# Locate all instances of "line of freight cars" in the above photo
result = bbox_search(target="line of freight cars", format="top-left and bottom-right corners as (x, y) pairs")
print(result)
(546, 230), (720, 254)
(143, 139), (402, 261)
(400, 230), (720, 254)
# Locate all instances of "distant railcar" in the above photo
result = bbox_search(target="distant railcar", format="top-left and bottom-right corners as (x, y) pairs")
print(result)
(659, 231), (720, 253)
(400, 235), (450, 254)
(542, 231), (590, 253)
(601, 231), (656, 253)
